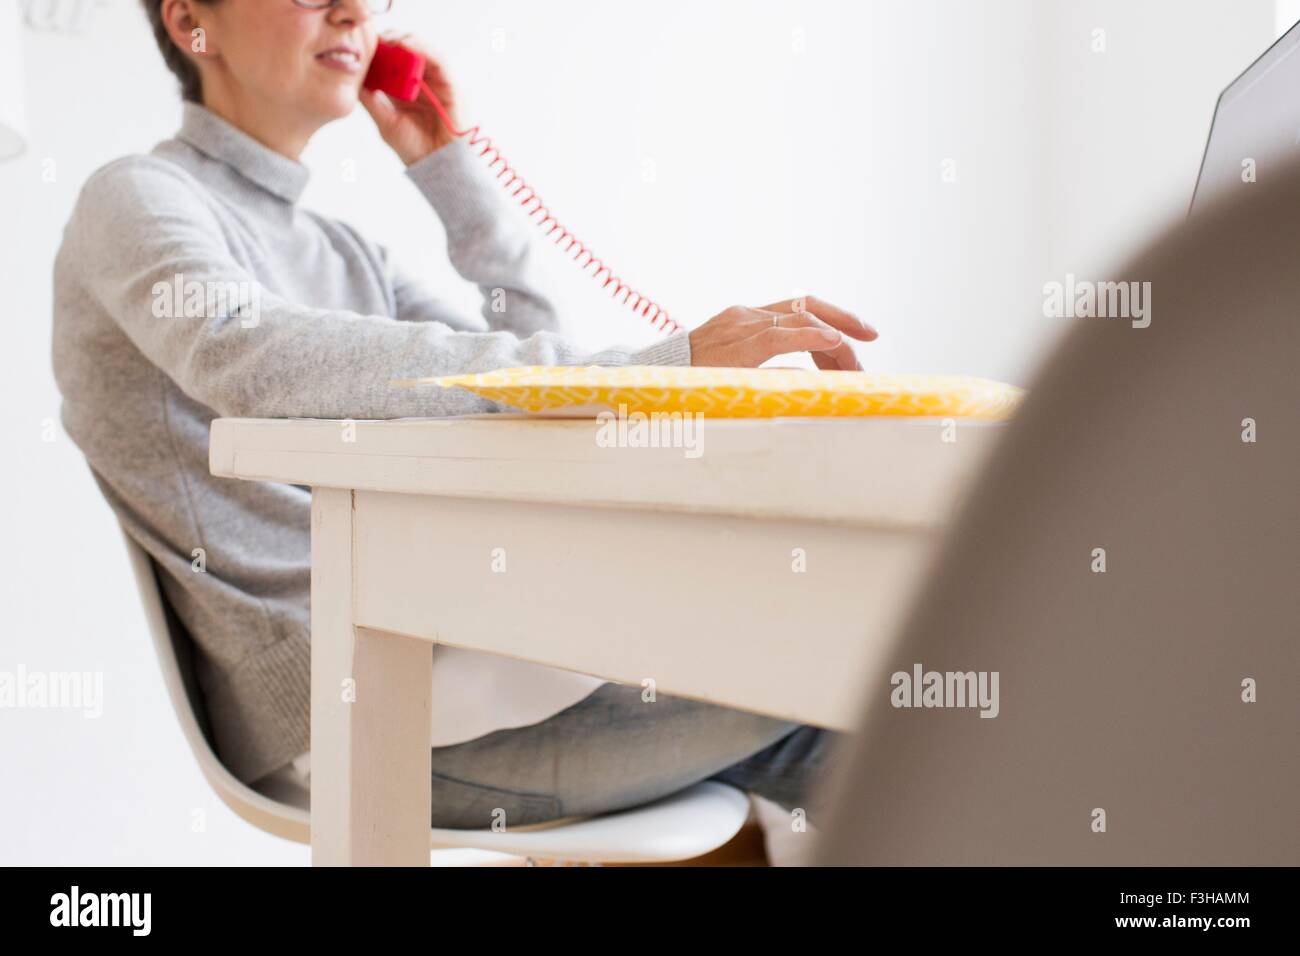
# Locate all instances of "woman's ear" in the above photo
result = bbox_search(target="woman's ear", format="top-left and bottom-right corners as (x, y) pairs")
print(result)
(161, 0), (221, 63)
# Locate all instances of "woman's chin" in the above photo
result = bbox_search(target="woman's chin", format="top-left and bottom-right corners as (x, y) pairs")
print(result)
(312, 86), (361, 122)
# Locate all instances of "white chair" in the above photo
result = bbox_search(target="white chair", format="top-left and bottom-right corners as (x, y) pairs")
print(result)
(120, 525), (751, 865)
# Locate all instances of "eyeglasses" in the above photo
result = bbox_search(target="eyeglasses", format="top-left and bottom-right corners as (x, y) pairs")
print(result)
(292, 0), (394, 13)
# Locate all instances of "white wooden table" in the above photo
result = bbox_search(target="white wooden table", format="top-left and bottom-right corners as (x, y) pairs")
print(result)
(209, 415), (1005, 865)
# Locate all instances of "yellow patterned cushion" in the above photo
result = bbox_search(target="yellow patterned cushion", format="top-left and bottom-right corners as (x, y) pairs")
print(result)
(398, 366), (1024, 420)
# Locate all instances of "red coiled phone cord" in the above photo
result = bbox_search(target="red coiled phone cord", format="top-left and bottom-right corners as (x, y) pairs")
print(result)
(416, 80), (680, 335)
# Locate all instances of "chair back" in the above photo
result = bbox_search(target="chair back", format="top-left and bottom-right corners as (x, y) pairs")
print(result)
(119, 525), (312, 841)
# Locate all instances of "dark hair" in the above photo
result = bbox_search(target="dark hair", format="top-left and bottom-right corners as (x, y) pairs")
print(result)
(140, 0), (217, 103)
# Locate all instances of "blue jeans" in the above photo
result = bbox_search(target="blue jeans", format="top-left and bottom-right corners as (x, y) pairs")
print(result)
(426, 681), (846, 829)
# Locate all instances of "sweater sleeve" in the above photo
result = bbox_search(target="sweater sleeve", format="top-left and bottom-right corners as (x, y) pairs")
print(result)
(67, 155), (690, 421)
(403, 138), (562, 337)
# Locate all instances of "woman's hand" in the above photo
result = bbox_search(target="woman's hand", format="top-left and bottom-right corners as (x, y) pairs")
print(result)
(360, 39), (462, 166)
(689, 296), (878, 369)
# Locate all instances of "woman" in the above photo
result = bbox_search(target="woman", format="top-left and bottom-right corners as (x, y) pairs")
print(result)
(52, 0), (875, 842)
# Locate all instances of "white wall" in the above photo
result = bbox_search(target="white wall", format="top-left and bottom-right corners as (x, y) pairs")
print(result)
(0, 0), (1275, 864)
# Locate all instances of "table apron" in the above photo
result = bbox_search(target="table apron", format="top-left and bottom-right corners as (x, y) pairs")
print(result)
(350, 490), (937, 731)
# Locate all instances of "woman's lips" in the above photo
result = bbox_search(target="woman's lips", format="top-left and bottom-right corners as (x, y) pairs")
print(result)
(315, 48), (363, 74)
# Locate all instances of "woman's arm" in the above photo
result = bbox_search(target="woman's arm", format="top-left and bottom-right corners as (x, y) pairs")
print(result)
(400, 139), (563, 337)
(361, 46), (561, 337)
(358, 45), (877, 369)
(66, 155), (688, 421)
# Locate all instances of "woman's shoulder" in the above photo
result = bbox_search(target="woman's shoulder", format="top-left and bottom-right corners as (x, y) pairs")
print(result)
(76, 151), (204, 214)
(56, 150), (226, 277)
(63, 151), (219, 256)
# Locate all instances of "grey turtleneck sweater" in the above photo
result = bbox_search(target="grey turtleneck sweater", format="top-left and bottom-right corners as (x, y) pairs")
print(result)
(51, 101), (690, 785)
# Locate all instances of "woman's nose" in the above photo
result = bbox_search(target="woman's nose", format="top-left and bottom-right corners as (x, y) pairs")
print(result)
(326, 0), (373, 27)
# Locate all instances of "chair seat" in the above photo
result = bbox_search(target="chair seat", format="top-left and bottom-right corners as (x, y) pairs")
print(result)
(427, 781), (751, 863)
(251, 767), (750, 863)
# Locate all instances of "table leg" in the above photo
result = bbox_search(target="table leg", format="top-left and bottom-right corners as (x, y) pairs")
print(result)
(310, 487), (432, 866)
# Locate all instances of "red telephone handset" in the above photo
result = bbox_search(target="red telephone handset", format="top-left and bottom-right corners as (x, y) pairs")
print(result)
(363, 40), (425, 102)
(363, 41), (678, 333)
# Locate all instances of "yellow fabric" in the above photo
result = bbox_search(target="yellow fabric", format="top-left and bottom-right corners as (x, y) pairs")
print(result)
(400, 366), (1025, 420)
